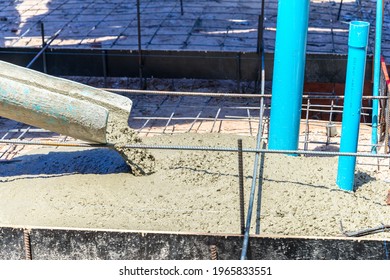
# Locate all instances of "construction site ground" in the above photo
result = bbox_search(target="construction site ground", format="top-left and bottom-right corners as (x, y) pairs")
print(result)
(0, 0), (389, 242)
(0, 77), (389, 239)
(0, 0), (389, 61)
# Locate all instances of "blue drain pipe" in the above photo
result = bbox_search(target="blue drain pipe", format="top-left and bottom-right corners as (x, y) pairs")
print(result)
(337, 21), (370, 192)
(371, 0), (383, 153)
(268, 0), (310, 151)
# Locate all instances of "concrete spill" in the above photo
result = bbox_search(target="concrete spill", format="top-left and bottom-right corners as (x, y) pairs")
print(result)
(106, 125), (155, 176)
(105, 108), (155, 176)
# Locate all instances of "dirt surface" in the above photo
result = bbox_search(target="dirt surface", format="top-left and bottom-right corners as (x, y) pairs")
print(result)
(0, 133), (389, 238)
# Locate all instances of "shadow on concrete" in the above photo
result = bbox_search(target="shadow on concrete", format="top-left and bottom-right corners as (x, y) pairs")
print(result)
(307, 144), (339, 156)
(354, 170), (376, 190)
(0, 148), (130, 177)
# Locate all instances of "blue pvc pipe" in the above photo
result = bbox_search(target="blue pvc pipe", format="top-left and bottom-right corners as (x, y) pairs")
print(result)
(337, 21), (370, 192)
(268, 0), (310, 151)
(371, 0), (383, 153)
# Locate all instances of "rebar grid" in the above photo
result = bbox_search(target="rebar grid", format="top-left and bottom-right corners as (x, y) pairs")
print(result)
(1, 88), (389, 163)
(0, 0), (389, 61)
(0, 0), (390, 261)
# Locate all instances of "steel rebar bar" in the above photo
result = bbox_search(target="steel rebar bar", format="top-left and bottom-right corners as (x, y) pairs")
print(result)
(0, 126), (31, 160)
(104, 88), (389, 100)
(304, 99), (311, 151)
(3, 140), (390, 158)
(240, 48), (266, 259)
(337, 0), (344, 21)
(180, 0), (184, 15)
(40, 21), (47, 73)
(102, 50), (108, 87)
(23, 229), (32, 260)
(343, 224), (390, 237)
(237, 139), (245, 235)
(136, 0), (144, 90)
(26, 28), (62, 69)
(256, 52), (267, 236)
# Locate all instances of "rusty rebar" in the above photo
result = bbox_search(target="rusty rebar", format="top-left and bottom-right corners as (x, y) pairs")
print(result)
(210, 245), (218, 260)
(238, 139), (245, 235)
(343, 224), (390, 237)
(23, 228), (32, 260)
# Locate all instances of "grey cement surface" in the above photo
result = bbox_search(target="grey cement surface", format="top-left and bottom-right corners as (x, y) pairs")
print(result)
(0, 76), (389, 240)
(0, 133), (389, 239)
(0, 0), (389, 61)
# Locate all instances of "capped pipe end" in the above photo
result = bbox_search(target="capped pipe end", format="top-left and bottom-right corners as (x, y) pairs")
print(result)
(348, 21), (370, 48)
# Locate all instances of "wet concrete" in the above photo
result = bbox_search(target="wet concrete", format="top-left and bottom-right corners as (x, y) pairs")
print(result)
(0, 133), (389, 239)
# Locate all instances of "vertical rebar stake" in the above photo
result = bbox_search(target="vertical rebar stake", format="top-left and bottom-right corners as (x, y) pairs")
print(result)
(23, 228), (32, 260)
(40, 21), (47, 73)
(236, 53), (241, 93)
(304, 99), (310, 151)
(102, 50), (108, 88)
(257, 0), (265, 55)
(238, 139), (245, 235)
(136, 0), (144, 89)
(327, 98), (335, 145)
(337, 0), (344, 21)
(210, 245), (218, 260)
(180, 0), (184, 15)
(255, 0), (265, 92)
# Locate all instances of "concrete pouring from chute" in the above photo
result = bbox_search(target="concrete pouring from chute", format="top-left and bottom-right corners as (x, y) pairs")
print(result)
(0, 60), (155, 175)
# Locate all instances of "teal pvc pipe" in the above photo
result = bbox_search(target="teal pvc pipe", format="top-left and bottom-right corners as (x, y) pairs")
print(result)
(268, 0), (310, 151)
(371, 0), (383, 153)
(337, 21), (370, 192)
